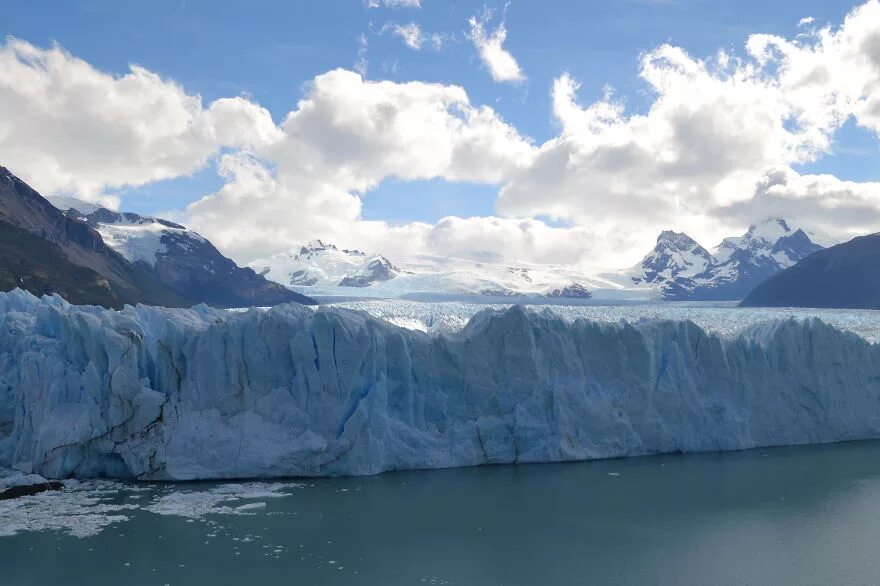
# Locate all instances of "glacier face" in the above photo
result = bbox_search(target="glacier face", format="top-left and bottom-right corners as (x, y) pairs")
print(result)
(2, 289), (880, 481)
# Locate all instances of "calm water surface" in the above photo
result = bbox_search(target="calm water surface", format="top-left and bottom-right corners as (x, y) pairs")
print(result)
(4, 441), (880, 585)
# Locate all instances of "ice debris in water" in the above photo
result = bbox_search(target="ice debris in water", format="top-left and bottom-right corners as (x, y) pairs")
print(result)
(0, 478), (301, 537)
(144, 483), (292, 518)
(0, 481), (137, 538)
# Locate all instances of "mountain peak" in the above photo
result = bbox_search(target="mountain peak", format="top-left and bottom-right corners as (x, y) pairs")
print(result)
(656, 230), (701, 249)
(630, 230), (713, 285)
(47, 196), (107, 216)
(744, 218), (793, 243)
(305, 238), (334, 250)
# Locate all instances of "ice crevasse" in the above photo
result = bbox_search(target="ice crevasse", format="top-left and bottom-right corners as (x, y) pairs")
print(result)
(1, 288), (880, 480)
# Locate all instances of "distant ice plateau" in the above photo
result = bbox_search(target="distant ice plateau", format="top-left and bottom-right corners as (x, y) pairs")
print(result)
(2, 288), (880, 481)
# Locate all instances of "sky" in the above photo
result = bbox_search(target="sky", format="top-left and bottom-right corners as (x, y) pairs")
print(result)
(2, 0), (880, 269)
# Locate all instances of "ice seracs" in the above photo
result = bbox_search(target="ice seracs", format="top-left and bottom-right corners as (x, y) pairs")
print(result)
(2, 288), (880, 481)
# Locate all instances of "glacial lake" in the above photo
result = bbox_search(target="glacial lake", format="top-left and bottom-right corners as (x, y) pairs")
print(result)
(5, 441), (880, 585)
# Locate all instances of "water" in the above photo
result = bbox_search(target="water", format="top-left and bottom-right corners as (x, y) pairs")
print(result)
(330, 299), (880, 341)
(5, 441), (880, 585)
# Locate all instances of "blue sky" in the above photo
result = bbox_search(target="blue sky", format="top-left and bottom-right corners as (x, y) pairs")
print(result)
(6, 0), (874, 221)
(3, 0), (880, 268)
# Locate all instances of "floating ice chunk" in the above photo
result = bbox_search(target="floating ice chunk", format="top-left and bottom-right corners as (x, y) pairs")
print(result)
(143, 483), (292, 518)
(0, 481), (138, 538)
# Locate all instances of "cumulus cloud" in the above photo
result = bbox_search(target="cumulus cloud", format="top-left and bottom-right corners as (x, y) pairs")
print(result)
(497, 0), (880, 259)
(0, 38), (279, 203)
(185, 69), (539, 262)
(719, 167), (880, 240)
(3, 2), (880, 270)
(467, 6), (525, 84)
(194, 154), (597, 268)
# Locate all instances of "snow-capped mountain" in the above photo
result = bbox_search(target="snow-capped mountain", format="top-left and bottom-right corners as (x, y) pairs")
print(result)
(338, 257), (402, 287)
(50, 198), (314, 307)
(228, 217), (827, 302)
(629, 219), (828, 301)
(255, 242), (619, 299)
(271, 240), (404, 288)
(0, 167), (189, 308)
(629, 230), (714, 286)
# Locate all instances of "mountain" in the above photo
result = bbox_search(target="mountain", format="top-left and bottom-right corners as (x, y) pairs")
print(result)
(629, 230), (714, 286)
(0, 167), (187, 308)
(544, 283), (593, 299)
(51, 198), (315, 308)
(628, 219), (826, 301)
(338, 256), (402, 287)
(272, 240), (403, 288)
(0, 218), (128, 308)
(255, 241), (609, 299)
(741, 233), (880, 308)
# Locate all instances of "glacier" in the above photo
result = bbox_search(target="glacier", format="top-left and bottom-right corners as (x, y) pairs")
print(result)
(2, 288), (880, 481)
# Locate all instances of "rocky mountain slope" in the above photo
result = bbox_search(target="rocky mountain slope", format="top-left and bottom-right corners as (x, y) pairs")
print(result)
(53, 199), (314, 308)
(630, 231), (714, 287)
(741, 233), (880, 308)
(0, 167), (186, 308)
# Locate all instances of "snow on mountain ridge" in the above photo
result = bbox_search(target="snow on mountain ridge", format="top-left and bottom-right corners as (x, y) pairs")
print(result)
(253, 243), (626, 299)
(629, 230), (714, 284)
(45, 195), (827, 303)
(47, 197), (312, 307)
(259, 240), (400, 289)
(44, 195), (103, 216)
(48, 196), (206, 267)
(625, 218), (828, 301)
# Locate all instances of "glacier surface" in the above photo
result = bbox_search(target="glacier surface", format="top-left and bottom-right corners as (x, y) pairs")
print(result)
(332, 299), (880, 342)
(2, 289), (880, 481)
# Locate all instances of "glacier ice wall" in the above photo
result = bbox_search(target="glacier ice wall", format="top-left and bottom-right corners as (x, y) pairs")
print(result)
(1, 289), (880, 480)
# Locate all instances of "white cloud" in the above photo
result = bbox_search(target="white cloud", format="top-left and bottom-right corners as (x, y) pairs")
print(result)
(366, 0), (421, 8)
(496, 0), (880, 262)
(0, 38), (279, 203)
(798, 16), (816, 27)
(467, 6), (525, 84)
(3, 2), (880, 271)
(382, 22), (444, 51)
(354, 33), (369, 76)
(194, 154), (597, 267)
(185, 69), (539, 262)
(719, 167), (880, 240)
